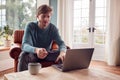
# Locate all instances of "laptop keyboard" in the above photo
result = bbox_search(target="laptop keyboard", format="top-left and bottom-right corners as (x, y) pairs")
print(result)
(55, 64), (63, 69)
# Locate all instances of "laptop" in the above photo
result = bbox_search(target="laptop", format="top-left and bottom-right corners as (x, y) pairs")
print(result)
(52, 48), (94, 72)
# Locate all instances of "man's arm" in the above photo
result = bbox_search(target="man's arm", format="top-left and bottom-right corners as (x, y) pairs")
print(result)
(21, 23), (36, 53)
(22, 23), (48, 59)
(53, 28), (67, 52)
(53, 27), (67, 62)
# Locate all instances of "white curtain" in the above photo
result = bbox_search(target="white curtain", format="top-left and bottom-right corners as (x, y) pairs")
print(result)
(106, 0), (120, 65)
(57, 0), (73, 48)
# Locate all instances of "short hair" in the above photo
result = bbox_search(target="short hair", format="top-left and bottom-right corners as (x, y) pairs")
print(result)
(36, 4), (52, 16)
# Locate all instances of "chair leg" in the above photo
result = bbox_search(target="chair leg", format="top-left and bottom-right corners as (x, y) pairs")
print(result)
(14, 60), (18, 72)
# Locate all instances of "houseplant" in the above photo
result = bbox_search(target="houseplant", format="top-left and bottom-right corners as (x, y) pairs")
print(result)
(0, 25), (13, 47)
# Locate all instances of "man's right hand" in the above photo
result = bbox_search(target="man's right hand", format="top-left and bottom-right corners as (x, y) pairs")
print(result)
(35, 48), (48, 59)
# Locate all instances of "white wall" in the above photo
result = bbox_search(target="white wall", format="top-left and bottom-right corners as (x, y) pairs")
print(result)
(0, 50), (14, 71)
(37, 0), (49, 8)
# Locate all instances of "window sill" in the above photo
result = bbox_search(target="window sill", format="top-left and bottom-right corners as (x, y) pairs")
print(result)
(0, 47), (10, 51)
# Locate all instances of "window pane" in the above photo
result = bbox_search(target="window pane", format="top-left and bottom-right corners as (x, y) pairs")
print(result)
(2, 21), (6, 26)
(74, 0), (82, 9)
(5, 0), (37, 29)
(2, 9), (6, 15)
(0, 0), (6, 5)
(82, 9), (89, 17)
(73, 0), (89, 45)
(74, 18), (81, 27)
(81, 18), (89, 26)
(81, 0), (89, 8)
(95, 8), (106, 17)
(96, 0), (106, 7)
(0, 0), (37, 46)
(95, 0), (106, 45)
(1, 16), (6, 21)
(81, 35), (89, 43)
(95, 35), (105, 44)
(95, 17), (106, 27)
(74, 10), (81, 17)
(0, 9), (6, 27)
(0, 9), (6, 16)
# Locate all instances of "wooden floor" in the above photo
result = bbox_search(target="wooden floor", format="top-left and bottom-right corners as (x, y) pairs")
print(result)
(0, 60), (120, 79)
(90, 60), (120, 75)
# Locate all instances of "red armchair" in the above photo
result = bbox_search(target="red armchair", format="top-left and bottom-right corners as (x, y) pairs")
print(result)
(9, 30), (70, 72)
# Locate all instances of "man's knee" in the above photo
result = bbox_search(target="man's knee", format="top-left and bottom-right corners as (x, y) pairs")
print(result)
(18, 52), (38, 71)
(19, 52), (28, 58)
(19, 52), (38, 63)
(18, 52), (29, 62)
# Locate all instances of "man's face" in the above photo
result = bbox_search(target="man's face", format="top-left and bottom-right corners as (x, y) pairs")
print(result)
(37, 12), (52, 28)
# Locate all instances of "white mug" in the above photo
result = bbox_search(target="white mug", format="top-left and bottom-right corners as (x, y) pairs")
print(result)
(28, 63), (41, 75)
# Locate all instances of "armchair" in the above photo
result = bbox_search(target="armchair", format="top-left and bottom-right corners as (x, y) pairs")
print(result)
(9, 30), (70, 72)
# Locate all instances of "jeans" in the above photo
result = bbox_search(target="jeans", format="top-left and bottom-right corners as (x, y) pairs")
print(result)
(17, 51), (60, 72)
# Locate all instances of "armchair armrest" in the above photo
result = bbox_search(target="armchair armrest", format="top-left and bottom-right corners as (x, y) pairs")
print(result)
(51, 41), (70, 50)
(9, 43), (22, 60)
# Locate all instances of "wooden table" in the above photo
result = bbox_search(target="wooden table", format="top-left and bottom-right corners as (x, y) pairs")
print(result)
(4, 66), (120, 80)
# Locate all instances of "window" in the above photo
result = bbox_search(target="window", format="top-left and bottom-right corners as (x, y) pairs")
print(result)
(0, 0), (37, 46)
(0, 0), (6, 46)
(0, 0), (6, 29)
(73, 0), (89, 45)
(73, 0), (106, 47)
(95, 0), (106, 44)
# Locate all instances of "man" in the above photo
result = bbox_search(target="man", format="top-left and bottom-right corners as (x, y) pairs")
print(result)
(18, 4), (67, 71)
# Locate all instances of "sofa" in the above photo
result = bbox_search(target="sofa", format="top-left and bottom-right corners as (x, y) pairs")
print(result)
(9, 30), (70, 72)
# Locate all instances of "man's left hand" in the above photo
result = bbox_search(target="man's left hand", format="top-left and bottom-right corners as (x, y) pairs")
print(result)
(55, 51), (66, 63)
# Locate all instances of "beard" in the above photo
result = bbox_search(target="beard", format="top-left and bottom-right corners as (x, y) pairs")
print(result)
(38, 21), (50, 29)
